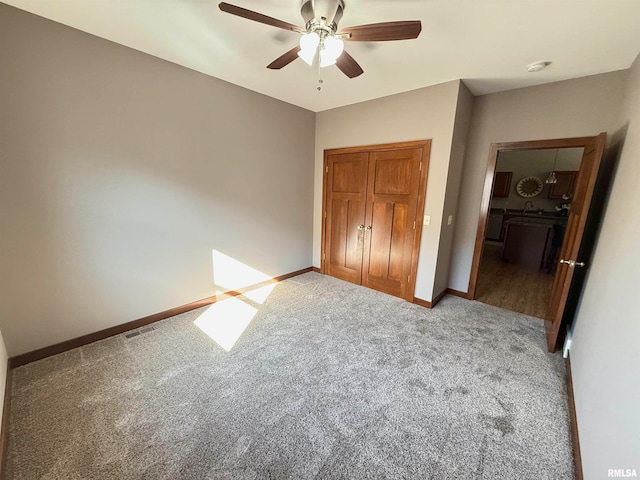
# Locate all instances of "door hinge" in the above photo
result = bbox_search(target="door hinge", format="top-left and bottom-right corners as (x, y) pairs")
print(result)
(325, 165), (328, 173)
(408, 275), (411, 283)
(419, 161), (422, 171)
(322, 252), (326, 261)
(324, 210), (327, 219)
(413, 220), (416, 230)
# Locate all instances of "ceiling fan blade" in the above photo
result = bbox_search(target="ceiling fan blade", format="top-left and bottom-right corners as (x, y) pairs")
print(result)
(341, 21), (422, 42)
(336, 50), (364, 78)
(218, 2), (304, 33)
(267, 46), (302, 70)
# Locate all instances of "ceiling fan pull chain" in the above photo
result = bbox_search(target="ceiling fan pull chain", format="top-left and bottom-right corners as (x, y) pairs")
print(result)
(317, 60), (323, 91)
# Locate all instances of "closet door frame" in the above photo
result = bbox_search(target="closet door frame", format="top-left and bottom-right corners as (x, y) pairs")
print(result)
(320, 139), (431, 302)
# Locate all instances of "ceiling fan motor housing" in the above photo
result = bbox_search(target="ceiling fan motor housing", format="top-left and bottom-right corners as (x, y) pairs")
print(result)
(301, 0), (344, 32)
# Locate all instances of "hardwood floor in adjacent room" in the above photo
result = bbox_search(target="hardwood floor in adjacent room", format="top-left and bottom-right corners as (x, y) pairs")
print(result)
(476, 244), (555, 319)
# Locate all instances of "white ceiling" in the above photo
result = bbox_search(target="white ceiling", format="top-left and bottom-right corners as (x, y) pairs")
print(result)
(4, 0), (640, 112)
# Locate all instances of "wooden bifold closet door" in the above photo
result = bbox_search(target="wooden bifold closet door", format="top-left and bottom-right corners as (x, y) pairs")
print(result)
(322, 140), (431, 301)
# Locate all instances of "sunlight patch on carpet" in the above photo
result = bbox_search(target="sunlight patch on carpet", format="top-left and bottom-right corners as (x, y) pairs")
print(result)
(194, 297), (257, 351)
(242, 283), (277, 304)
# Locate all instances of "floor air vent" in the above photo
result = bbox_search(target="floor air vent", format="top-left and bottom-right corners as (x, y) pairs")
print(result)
(125, 325), (156, 339)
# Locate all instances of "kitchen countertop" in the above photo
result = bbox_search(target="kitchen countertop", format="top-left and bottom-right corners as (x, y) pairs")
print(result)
(506, 219), (556, 227)
(490, 209), (568, 222)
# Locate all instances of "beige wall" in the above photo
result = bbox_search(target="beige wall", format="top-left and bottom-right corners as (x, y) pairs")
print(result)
(432, 83), (474, 298)
(449, 71), (629, 292)
(314, 81), (462, 301)
(571, 54), (640, 478)
(0, 5), (316, 356)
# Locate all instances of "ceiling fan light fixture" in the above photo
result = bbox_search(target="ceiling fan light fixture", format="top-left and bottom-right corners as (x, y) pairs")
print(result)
(299, 31), (320, 53)
(298, 31), (320, 65)
(319, 35), (344, 68)
(324, 35), (344, 57)
(319, 49), (337, 67)
(298, 48), (316, 66)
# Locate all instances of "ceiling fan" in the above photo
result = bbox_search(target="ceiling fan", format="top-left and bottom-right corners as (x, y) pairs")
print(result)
(218, 0), (422, 78)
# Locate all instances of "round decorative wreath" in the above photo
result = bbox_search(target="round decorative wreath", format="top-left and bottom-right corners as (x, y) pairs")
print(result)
(516, 176), (543, 197)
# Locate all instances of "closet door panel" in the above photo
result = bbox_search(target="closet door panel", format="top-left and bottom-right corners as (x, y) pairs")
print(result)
(329, 198), (365, 271)
(368, 202), (393, 278)
(362, 148), (422, 298)
(325, 152), (369, 285)
(388, 203), (408, 282)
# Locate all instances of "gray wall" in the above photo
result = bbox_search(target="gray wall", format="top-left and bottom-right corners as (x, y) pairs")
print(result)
(0, 5), (316, 356)
(433, 83), (474, 298)
(314, 80), (462, 301)
(571, 54), (640, 479)
(449, 71), (629, 292)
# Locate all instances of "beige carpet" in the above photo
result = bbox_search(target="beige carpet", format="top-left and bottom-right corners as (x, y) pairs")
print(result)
(6, 273), (572, 479)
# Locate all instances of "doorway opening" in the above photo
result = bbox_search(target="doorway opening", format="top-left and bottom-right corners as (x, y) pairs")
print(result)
(475, 147), (583, 318)
(468, 134), (606, 352)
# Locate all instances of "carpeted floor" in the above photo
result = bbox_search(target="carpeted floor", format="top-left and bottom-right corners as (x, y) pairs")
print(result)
(6, 272), (573, 479)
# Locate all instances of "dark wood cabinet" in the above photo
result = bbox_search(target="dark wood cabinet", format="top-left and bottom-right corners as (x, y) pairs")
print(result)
(492, 171), (512, 198)
(502, 221), (553, 271)
(548, 171), (578, 199)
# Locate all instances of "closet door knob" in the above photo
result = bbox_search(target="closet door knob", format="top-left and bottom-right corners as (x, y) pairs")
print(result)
(357, 224), (365, 230)
(364, 225), (372, 231)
